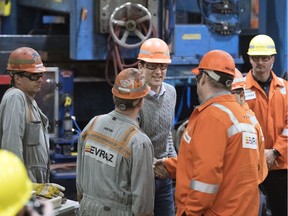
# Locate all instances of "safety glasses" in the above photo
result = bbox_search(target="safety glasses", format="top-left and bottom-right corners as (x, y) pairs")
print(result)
(145, 63), (168, 70)
(17, 72), (43, 81)
(251, 56), (272, 62)
(195, 72), (203, 83)
(195, 71), (210, 83)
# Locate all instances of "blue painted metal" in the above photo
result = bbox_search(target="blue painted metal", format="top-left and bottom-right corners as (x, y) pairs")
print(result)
(58, 70), (74, 138)
(258, 0), (288, 75)
(173, 25), (243, 64)
(175, 0), (200, 13)
(13, 0), (245, 64)
(18, 0), (73, 12)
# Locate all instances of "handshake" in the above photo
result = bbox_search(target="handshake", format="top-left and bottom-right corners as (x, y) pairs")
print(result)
(153, 158), (170, 179)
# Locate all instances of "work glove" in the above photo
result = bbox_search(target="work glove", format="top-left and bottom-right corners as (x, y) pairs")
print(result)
(153, 158), (169, 179)
(32, 183), (65, 199)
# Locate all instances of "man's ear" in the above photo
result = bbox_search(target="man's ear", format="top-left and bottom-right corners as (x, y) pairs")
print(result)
(240, 90), (245, 98)
(14, 74), (22, 85)
(137, 98), (144, 109)
(200, 73), (207, 86)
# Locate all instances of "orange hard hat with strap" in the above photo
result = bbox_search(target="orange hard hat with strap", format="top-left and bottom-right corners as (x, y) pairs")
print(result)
(192, 50), (235, 76)
(112, 68), (150, 99)
(231, 68), (245, 90)
(6, 47), (47, 73)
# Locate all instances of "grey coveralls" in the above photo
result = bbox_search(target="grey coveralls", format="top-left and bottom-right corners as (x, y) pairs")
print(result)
(76, 110), (155, 216)
(0, 88), (50, 183)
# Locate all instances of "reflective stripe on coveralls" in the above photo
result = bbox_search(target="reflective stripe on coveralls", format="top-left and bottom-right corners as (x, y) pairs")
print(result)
(189, 103), (257, 194)
(247, 114), (265, 142)
(76, 111), (155, 216)
(212, 103), (256, 137)
(81, 115), (137, 159)
(190, 180), (219, 194)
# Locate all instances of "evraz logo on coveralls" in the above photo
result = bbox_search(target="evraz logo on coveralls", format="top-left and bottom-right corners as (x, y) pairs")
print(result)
(85, 142), (118, 167)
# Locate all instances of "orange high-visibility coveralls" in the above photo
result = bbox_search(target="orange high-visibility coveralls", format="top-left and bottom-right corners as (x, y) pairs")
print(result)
(244, 71), (288, 170)
(175, 94), (259, 216)
(242, 102), (268, 184)
(164, 102), (267, 184)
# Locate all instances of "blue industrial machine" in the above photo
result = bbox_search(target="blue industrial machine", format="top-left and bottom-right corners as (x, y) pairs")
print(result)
(0, 0), (287, 200)
(0, 0), (256, 124)
(34, 68), (78, 161)
(1, 1), (245, 61)
(34, 67), (78, 200)
(258, 0), (288, 75)
(0, 1), (287, 73)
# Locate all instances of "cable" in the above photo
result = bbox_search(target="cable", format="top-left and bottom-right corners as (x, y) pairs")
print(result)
(71, 116), (81, 134)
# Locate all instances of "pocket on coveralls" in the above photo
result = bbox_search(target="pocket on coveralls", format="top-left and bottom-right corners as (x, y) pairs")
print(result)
(24, 122), (41, 145)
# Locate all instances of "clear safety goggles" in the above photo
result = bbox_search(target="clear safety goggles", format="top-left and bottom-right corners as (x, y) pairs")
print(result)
(145, 63), (168, 70)
(251, 56), (272, 62)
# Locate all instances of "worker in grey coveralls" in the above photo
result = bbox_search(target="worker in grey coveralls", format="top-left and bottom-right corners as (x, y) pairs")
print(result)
(0, 47), (50, 183)
(76, 68), (155, 216)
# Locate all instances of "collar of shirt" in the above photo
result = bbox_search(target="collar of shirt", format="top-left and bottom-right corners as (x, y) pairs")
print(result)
(196, 91), (233, 112)
(148, 84), (166, 99)
(253, 73), (272, 88)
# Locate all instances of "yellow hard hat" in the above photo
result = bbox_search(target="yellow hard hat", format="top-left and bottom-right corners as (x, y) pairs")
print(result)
(247, 34), (277, 56)
(0, 150), (33, 216)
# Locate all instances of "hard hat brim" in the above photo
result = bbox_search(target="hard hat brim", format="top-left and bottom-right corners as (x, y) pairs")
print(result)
(7, 66), (48, 73)
(137, 58), (171, 64)
(192, 67), (200, 75)
(247, 51), (277, 56)
(111, 85), (151, 100)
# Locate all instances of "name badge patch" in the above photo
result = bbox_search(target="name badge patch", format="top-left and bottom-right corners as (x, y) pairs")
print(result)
(85, 142), (118, 167)
(244, 90), (256, 100)
(242, 132), (257, 149)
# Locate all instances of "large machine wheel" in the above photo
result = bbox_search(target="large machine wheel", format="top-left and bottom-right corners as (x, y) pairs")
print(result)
(109, 2), (152, 49)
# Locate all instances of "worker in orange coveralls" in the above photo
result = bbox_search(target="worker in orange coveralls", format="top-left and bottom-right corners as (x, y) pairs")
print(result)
(155, 69), (268, 185)
(175, 50), (260, 216)
(231, 68), (270, 215)
(231, 68), (268, 184)
(245, 34), (288, 216)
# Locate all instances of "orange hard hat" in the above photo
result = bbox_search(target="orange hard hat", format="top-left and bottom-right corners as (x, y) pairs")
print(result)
(112, 68), (150, 99)
(192, 50), (235, 76)
(231, 68), (245, 90)
(137, 38), (171, 63)
(6, 47), (47, 73)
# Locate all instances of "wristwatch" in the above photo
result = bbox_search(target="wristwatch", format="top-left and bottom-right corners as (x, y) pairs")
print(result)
(272, 148), (281, 157)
